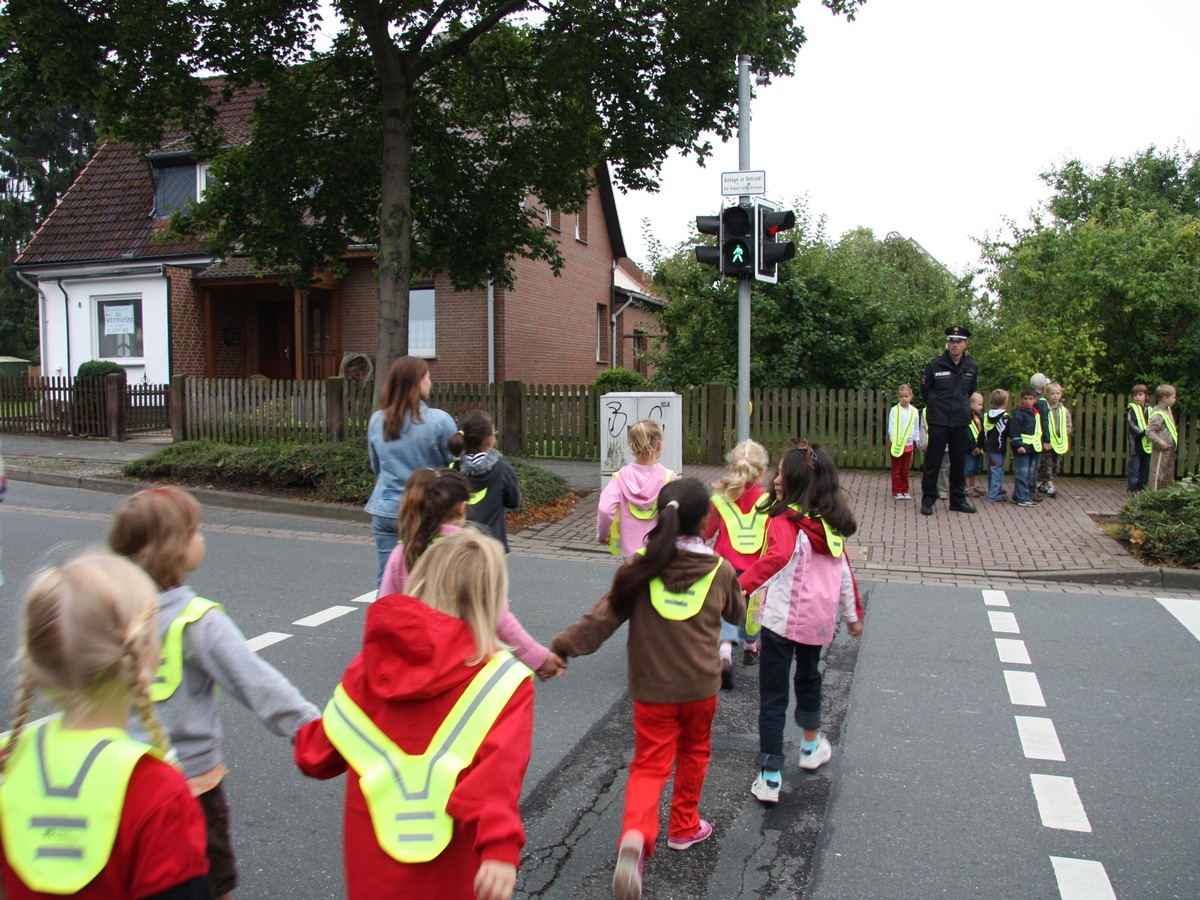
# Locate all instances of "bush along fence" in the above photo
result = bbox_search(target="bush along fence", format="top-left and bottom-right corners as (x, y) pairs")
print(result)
(0, 374), (169, 439)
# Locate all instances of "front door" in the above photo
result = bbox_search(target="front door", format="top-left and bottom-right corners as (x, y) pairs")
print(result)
(258, 300), (295, 379)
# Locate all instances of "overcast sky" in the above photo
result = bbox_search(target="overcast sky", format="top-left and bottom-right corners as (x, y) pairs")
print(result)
(613, 0), (1199, 276)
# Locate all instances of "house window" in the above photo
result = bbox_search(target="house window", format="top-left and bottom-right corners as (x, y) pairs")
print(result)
(95, 296), (144, 359)
(153, 164), (196, 217)
(409, 287), (436, 357)
(197, 162), (217, 199)
(575, 208), (588, 243)
(633, 329), (648, 375)
(596, 305), (605, 363)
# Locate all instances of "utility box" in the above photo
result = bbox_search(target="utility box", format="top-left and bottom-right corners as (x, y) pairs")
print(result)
(599, 392), (683, 489)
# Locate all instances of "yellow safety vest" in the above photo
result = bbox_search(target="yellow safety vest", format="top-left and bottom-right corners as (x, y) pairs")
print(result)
(150, 596), (223, 702)
(1128, 403), (1152, 454)
(968, 414), (983, 444)
(468, 487), (487, 506)
(0, 719), (150, 894)
(1020, 412), (1043, 451)
(710, 495), (767, 556)
(632, 548), (722, 621)
(889, 405), (917, 458)
(1047, 405), (1069, 454)
(322, 652), (531, 863)
(787, 505), (844, 558)
(607, 469), (675, 557)
(1149, 408), (1178, 446)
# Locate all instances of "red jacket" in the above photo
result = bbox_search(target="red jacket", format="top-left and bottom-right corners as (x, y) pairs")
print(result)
(704, 483), (768, 572)
(294, 594), (534, 899)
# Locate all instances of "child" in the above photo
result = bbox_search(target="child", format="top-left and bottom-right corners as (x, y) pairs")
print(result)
(739, 440), (863, 805)
(296, 530), (534, 900)
(1010, 388), (1043, 507)
(597, 419), (675, 557)
(704, 440), (770, 682)
(965, 392), (986, 497)
(1126, 383), (1152, 493)
(380, 467), (565, 681)
(984, 389), (1011, 502)
(449, 409), (520, 552)
(886, 384), (921, 500)
(0, 552), (210, 898)
(1030, 373), (1053, 492)
(1147, 384), (1179, 491)
(1040, 382), (1073, 497)
(109, 486), (320, 900)
(551, 478), (744, 900)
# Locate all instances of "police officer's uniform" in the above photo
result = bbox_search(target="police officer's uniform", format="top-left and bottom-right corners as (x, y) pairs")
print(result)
(920, 326), (979, 514)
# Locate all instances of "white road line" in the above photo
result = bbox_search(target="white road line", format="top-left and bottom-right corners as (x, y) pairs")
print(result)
(995, 638), (1031, 665)
(988, 610), (1020, 634)
(1015, 716), (1065, 761)
(1030, 774), (1092, 832)
(1157, 597), (1200, 643)
(1004, 670), (1046, 706)
(246, 632), (292, 652)
(1050, 857), (1117, 900)
(982, 589), (1010, 606)
(294, 605), (359, 627)
(350, 591), (377, 604)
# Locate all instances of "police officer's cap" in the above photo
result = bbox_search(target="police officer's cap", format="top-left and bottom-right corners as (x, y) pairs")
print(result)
(944, 325), (971, 340)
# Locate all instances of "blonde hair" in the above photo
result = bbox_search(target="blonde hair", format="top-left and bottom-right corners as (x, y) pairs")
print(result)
(108, 486), (202, 589)
(712, 439), (769, 501)
(627, 420), (664, 463)
(0, 553), (173, 774)
(405, 529), (508, 665)
(990, 388), (1009, 409)
(896, 383), (913, 395)
(1155, 384), (1176, 403)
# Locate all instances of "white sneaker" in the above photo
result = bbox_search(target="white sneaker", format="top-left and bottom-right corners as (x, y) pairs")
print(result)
(799, 735), (832, 770)
(750, 771), (781, 803)
(893, 493), (904, 500)
(901, 492), (912, 499)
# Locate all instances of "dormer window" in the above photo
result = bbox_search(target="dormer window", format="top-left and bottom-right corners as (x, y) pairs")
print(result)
(198, 162), (217, 199)
(152, 160), (215, 217)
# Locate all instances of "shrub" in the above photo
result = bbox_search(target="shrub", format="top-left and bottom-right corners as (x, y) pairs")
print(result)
(76, 360), (126, 380)
(1118, 477), (1200, 568)
(593, 367), (649, 394)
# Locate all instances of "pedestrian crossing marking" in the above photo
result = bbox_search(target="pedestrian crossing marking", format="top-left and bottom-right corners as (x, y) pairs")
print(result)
(982, 589), (1010, 606)
(1050, 857), (1116, 899)
(995, 638), (1031, 665)
(1157, 597), (1200, 643)
(1014, 716), (1065, 761)
(1030, 774), (1092, 832)
(988, 610), (1020, 634)
(246, 632), (291, 652)
(294, 605), (358, 627)
(1003, 670), (1045, 706)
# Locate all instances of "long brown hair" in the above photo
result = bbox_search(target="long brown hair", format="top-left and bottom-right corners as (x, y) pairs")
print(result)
(379, 356), (429, 441)
(399, 467), (473, 569)
(764, 442), (857, 537)
(108, 486), (202, 589)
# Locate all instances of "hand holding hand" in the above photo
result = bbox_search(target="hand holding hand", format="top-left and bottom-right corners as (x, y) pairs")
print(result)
(474, 860), (516, 900)
(535, 652), (567, 681)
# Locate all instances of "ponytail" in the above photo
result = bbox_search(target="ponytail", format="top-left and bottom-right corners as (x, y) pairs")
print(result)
(399, 467), (472, 569)
(448, 409), (494, 459)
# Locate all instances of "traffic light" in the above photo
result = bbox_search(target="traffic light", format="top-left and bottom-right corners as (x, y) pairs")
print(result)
(694, 214), (721, 269)
(721, 205), (754, 275)
(755, 199), (796, 284)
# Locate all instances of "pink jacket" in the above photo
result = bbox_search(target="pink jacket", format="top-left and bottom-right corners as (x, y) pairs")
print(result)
(379, 523), (550, 671)
(596, 462), (674, 557)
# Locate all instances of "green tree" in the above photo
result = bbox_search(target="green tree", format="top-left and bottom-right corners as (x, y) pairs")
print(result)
(1, 0), (864, 386)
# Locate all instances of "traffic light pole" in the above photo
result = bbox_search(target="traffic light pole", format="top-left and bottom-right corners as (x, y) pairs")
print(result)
(736, 54), (752, 445)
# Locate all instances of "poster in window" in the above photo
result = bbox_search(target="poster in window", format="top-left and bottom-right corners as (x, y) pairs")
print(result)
(104, 305), (136, 335)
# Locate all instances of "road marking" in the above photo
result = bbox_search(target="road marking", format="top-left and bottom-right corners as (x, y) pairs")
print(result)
(1157, 597), (1200, 643)
(988, 610), (1020, 633)
(995, 638), (1031, 665)
(1050, 857), (1117, 900)
(294, 605), (359, 627)
(1030, 774), (1092, 832)
(1015, 716), (1065, 761)
(982, 589), (1010, 606)
(1004, 670), (1046, 706)
(246, 632), (292, 652)
(350, 591), (376, 604)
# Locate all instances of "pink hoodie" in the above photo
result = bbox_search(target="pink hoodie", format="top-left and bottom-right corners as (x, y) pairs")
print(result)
(595, 462), (674, 557)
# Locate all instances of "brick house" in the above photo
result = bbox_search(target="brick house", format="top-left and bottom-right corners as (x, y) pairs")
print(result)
(14, 86), (662, 386)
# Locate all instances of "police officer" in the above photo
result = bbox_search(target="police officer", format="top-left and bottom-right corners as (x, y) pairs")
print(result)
(921, 326), (979, 515)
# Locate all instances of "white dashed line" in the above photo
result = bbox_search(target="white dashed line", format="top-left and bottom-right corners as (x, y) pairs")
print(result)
(246, 632), (292, 652)
(1003, 670), (1046, 707)
(995, 638), (1031, 665)
(1050, 857), (1117, 900)
(1030, 774), (1092, 832)
(1157, 597), (1200, 642)
(988, 610), (1021, 634)
(1014, 716), (1065, 761)
(293, 606), (359, 627)
(350, 591), (377, 604)
(982, 589), (1010, 606)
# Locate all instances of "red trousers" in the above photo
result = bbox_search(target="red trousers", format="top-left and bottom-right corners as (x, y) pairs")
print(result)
(622, 695), (717, 856)
(890, 447), (913, 494)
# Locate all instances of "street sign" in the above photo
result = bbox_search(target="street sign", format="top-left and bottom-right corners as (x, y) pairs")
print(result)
(721, 170), (766, 196)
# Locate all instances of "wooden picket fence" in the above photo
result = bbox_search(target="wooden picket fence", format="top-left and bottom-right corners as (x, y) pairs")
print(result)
(0, 375), (169, 437)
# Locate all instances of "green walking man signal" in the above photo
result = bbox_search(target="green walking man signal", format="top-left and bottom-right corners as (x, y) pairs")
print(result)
(694, 200), (794, 280)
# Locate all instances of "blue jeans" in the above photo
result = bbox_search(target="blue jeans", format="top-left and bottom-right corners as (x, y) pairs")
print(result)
(1013, 452), (1039, 502)
(965, 451), (984, 477)
(987, 451), (1006, 500)
(1127, 447), (1150, 492)
(756, 628), (823, 770)
(371, 514), (399, 588)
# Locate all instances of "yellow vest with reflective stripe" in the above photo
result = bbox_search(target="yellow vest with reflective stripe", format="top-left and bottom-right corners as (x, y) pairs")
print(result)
(632, 548), (722, 621)
(151, 596), (223, 702)
(0, 718), (149, 894)
(322, 652), (531, 863)
(468, 487), (487, 506)
(607, 469), (675, 557)
(710, 494), (767, 556)
(1128, 403), (1152, 454)
(889, 405), (917, 457)
(1149, 407), (1177, 446)
(1046, 405), (1069, 454)
(1020, 411), (1043, 450)
(787, 505), (844, 558)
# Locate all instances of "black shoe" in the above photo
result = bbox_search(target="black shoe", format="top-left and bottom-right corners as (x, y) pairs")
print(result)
(950, 500), (977, 513)
(920, 503), (934, 516)
(721, 659), (733, 689)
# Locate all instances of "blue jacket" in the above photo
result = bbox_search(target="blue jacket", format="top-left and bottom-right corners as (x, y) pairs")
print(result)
(1010, 406), (1041, 455)
(365, 403), (456, 518)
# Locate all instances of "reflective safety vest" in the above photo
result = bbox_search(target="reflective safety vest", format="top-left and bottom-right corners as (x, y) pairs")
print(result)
(151, 596), (222, 702)
(710, 495), (767, 556)
(968, 414), (983, 444)
(0, 718), (150, 894)
(1020, 411), (1043, 451)
(322, 652), (532, 863)
(468, 487), (487, 506)
(1128, 403), (1152, 454)
(607, 469), (675, 557)
(633, 548), (723, 621)
(1149, 408), (1178, 446)
(787, 505), (844, 558)
(889, 405), (918, 458)
(1046, 405), (1070, 454)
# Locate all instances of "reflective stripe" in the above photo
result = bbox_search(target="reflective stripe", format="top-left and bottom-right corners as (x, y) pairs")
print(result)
(151, 596), (223, 702)
(1021, 412), (1043, 450)
(1047, 406), (1069, 454)
(889, 405), (917, 457)
(322, 652), (531, 863)
(1129, 403), (1152, 454)
(468, 487), (487, 505)
(711, 495), (767, 555)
